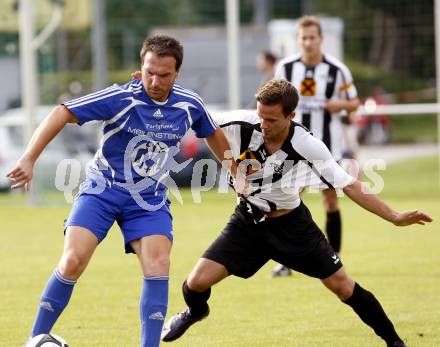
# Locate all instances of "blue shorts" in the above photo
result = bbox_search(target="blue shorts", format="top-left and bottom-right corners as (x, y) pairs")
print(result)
(65, 181), (173, 253)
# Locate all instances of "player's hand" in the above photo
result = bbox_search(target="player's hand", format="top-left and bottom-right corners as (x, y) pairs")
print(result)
(232, 170), (252, 198)
(6, 154), (36, 191)
(324, 99), (345, 113)
(392, 210), (433, 226)
(131, 71), (142, 80)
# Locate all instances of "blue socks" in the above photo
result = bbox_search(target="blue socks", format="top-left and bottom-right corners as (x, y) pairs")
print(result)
(140, 276), (169, 347)
(31, 269), (76, 336)
(31, 271), (168, 346)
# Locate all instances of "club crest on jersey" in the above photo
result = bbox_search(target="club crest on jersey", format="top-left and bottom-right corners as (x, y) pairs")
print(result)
(300, 79), (316, 96)
(153, 109), (164, 118)
(236, 149), (261, 175)
(131, 141), (169, 177)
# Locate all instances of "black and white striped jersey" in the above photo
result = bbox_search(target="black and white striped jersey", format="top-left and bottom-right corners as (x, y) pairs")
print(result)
(212, 110), (354, 214)
(274, 53), (357, 161)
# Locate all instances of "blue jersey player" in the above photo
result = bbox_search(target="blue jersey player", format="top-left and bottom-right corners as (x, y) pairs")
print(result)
(8, 35), (239, 347)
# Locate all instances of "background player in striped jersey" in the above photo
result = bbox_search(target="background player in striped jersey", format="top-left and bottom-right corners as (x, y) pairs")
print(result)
(7, 35), (240, 347)
(160, 80), (431, 347)
(272, 16), (360, 276)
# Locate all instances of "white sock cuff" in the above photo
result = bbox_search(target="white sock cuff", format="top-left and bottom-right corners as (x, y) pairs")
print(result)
(144, 275), (169, 281)
(54, 269), (77, 285)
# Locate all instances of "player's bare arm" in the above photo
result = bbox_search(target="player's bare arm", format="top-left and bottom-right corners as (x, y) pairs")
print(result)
(6, 105), (78, 190)
(343, 179), (433, 226)
(325, 97), (360, 113)
(204, 128), (234, 172)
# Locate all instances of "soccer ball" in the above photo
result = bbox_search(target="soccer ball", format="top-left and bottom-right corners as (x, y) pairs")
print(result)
(26, 334), (68, 347)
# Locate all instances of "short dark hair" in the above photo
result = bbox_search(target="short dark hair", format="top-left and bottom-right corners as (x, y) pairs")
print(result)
(140, 35), (184, 71)
(296, 15), (322, 36)
(255, 80), (299, 116)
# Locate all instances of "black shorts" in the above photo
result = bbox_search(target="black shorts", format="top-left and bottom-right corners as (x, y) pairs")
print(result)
(202, 202), (342, 279)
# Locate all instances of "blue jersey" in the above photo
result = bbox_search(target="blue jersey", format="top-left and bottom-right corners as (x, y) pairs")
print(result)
(63, 79), (217, 197)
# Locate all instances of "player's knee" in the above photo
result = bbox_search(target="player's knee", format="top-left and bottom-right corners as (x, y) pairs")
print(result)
(339, 281), (354, 300)
(332, 277), (355, 300)
(143, 254), (170, 275)
(323, 269), (355, 300)
(58, 253), (87, 280)
(186, 273), (208, 292)
(187, 259), (228, 291)
(187, 265), (218, 292)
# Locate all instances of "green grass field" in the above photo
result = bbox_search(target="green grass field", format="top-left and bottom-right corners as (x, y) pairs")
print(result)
(1, 156), (439, 346)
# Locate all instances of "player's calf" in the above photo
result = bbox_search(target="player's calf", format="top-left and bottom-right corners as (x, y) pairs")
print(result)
(343, 282), (405, 346)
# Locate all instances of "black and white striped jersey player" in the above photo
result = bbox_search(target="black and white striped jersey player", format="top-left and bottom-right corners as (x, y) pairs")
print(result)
(271, 16), (360, 260)
(160, 80), (431, 347)
(212, 109), (353, 222)
(274, 52), (358, 161)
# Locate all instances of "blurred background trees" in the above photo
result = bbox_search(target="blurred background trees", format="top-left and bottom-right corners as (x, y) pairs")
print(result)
(0, 0), (437, 142)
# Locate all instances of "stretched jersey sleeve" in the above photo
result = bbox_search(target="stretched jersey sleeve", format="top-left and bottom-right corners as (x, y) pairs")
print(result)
(210, 109), (260, 156)
(190, 106), (218, 138)
(292, 127), (355, 189)
(63, 85), (130, 125)
(212, 109), (260, 128)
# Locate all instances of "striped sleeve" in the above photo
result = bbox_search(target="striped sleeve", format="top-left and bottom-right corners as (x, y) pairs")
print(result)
(63, 85), (130, 125)
(211, 110), (259, 158)
(292, 128), (354, 189)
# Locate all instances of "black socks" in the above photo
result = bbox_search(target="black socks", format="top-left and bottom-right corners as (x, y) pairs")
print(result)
(343, 283), (403, 345)
(326, 210), (341, 253)
(183, 280), (404, 345)
(182, 280), (211, 319)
